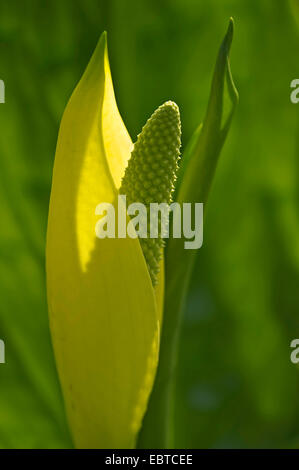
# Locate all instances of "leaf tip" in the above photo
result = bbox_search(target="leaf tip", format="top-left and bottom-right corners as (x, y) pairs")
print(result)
(95, 31), (107, 53)
(222, 17), (234, 55)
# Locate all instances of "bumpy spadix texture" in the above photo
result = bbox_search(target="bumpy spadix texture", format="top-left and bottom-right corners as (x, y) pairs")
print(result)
(120, 101), (181, 285)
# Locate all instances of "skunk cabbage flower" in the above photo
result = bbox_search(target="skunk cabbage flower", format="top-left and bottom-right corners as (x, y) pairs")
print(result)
(47, 20), (238, 449)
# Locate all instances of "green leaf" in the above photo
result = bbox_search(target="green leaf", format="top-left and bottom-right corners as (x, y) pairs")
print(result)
(138, 18), (238, 449)
(176, 18), (238, 205)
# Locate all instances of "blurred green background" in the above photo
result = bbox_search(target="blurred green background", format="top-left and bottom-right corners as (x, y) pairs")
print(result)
(0, 0), (299, 448)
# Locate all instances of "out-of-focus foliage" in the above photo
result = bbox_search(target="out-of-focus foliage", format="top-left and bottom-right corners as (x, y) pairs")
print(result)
(0, 0), (299, 448)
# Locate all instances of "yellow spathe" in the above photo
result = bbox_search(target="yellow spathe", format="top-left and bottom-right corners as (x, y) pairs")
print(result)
(46, 33), (162, 448)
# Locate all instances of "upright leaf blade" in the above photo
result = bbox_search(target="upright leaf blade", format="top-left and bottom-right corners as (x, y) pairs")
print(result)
(138, 18), (238, 449)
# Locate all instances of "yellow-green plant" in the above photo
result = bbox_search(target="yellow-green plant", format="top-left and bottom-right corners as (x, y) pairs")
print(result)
(46, 19), (238, 449)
